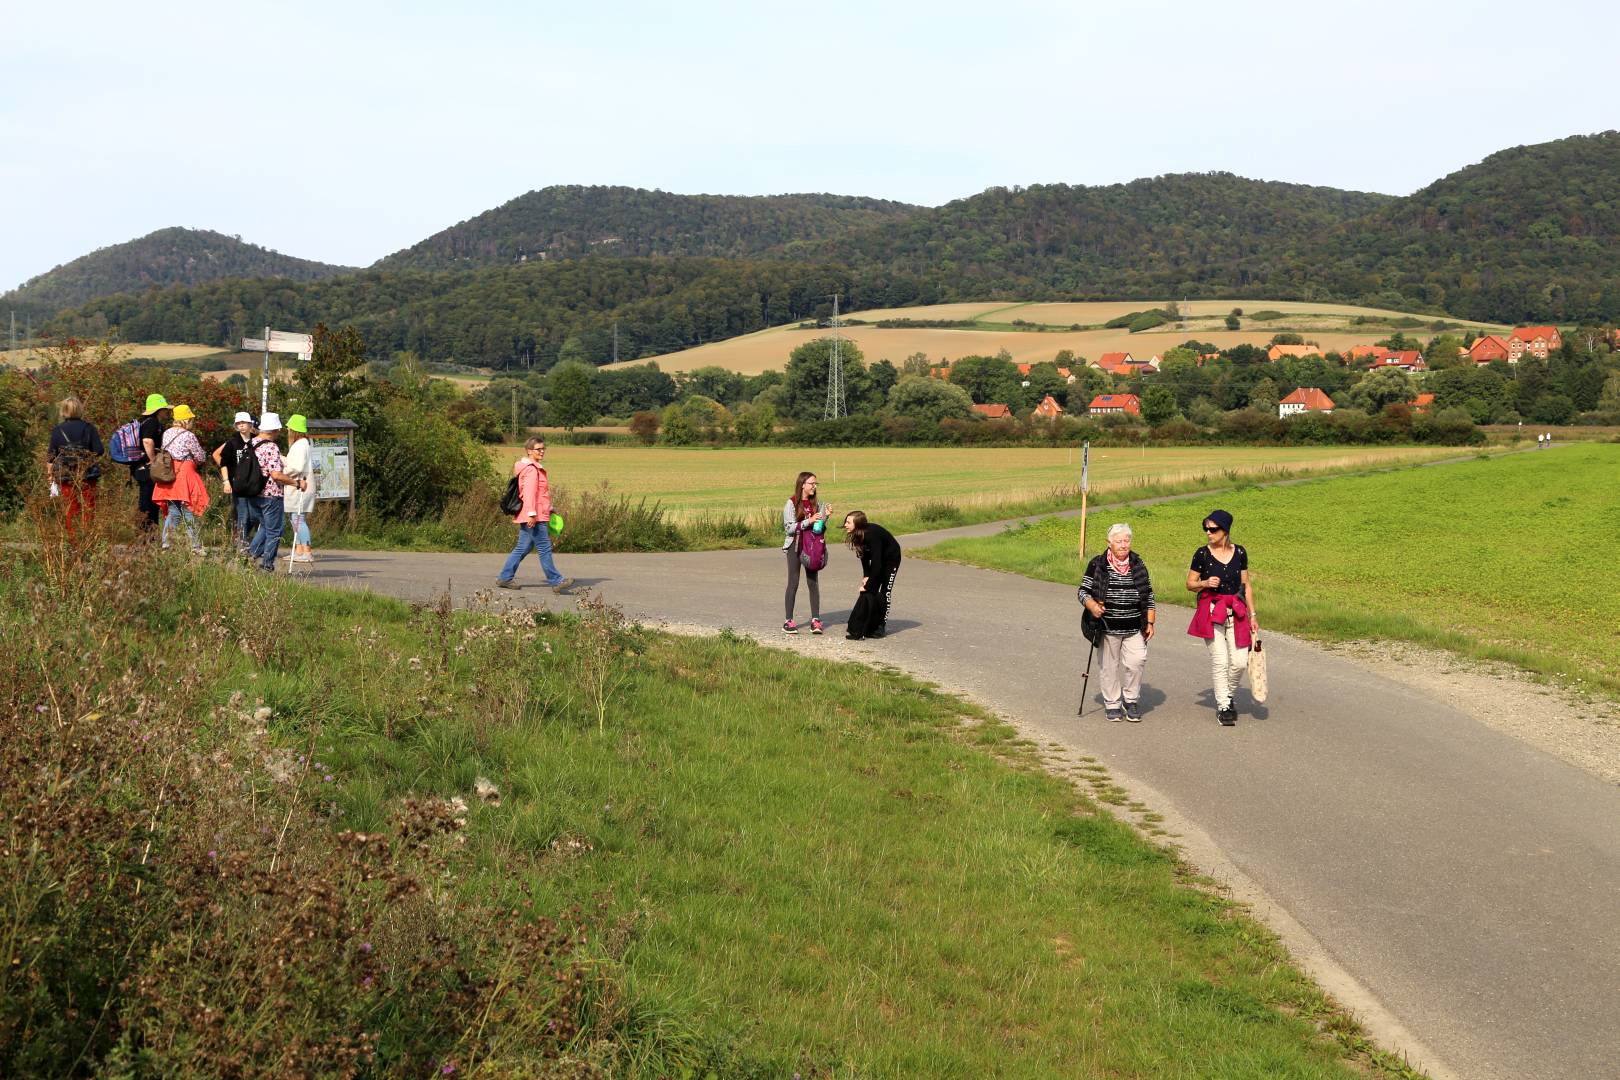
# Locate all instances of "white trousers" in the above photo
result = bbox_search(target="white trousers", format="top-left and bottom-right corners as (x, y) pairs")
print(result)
(1099, 631), (1148, 708)
(1206, 616), (1249, 709)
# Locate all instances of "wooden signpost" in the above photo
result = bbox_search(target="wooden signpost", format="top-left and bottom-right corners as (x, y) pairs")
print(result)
(240, 326), (313, 415)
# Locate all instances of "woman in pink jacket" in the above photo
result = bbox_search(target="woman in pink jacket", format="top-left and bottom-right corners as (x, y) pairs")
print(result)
(496, 437), (573, 592)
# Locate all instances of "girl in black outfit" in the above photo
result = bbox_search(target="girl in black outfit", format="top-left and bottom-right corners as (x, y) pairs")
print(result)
(841, 511), (901, 640)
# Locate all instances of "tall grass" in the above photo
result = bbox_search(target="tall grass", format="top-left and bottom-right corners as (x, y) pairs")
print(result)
(3, 512), (1423, 1077)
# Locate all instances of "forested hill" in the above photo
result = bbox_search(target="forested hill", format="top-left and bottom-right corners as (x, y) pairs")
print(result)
(795, 173), (1394, 298)
(375, 187), (921, 271)
(54, 257), (932, 368)
(1251, 131), (1620, 323)
(1, 227), (352, 317)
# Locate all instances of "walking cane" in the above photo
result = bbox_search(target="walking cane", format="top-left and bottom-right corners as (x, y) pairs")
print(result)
(1076, 440), (1092, 715)
(1078, 639), (1096, 716)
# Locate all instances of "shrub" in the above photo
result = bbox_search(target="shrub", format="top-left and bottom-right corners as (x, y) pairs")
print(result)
(551, 483), (684, 552)
(358, 400), (495, 521)
(629, 410), (660, 445)
(1249, 310), (1284, 321)
(1127, 313), (1167, 333)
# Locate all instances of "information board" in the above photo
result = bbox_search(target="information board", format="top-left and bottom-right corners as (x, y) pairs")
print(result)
(308, 433), (352, 501)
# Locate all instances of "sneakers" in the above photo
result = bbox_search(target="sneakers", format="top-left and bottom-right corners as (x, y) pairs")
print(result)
(496, 578), (519, 590)
(810, 618), (823, 635)
(1123, 701), (1142, 723)
(844, 633), (864, 640)
(550, 577), (574, 594)
(1217, 705), (1237, 727)
(783, 620), (799, 635)
(1105, 706), (1125, 722)
(867, 626), (885, 639)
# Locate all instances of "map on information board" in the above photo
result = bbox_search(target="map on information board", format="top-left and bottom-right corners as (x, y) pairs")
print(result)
(308, 434), (352, 500)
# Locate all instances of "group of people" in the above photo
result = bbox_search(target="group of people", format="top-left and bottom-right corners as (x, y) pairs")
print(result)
(45, 392), (319, 571)
(781, 471), (902, 641)
(1079, 509), (1257, 727)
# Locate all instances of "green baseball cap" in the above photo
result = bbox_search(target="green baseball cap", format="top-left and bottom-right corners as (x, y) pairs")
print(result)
(143, 393), (170, 414)
(287, 414), (308, 433)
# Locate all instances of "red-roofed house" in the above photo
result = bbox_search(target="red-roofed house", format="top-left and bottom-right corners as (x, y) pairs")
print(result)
(1343, 345), (1387, 364)
(972, 403), (1013, 420)
(1033, 394), (1064, 420)
(1267, 343), (1323, 361)
(1412, 393), (1436, 413)
(1094, 351), (1135, 375)
(1508, 326), (1561, 361)
(1278, 387), (1335, 417)
(1371, 351), (1427, 373)
(1468, 335), (1511, 364)
(1016, 363), (1033, 376)
(1088, 393), (1141, 416)
(1055, 366), (1074, 382)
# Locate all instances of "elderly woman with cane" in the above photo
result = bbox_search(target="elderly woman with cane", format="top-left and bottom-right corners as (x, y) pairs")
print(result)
(1078, 523), (1156, 721)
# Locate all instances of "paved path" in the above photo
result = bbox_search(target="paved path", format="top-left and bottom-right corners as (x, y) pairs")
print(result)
(300, 533), (1620, 1080)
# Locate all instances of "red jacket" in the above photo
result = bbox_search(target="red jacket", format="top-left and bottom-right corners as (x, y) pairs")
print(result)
(1186, 591), (1252, 648)
(512, 459), (552, 524)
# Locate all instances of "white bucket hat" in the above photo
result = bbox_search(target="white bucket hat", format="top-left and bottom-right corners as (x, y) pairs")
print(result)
(233, 411), (254, 425)
(258, 412), (283, 432)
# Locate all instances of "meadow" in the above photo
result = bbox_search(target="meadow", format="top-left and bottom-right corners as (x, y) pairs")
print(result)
(2, 535), (1420, 1077)
(496, 443), (1466, 525)
(616, 300), (1511, 375)
(916, 444), (1620, 696)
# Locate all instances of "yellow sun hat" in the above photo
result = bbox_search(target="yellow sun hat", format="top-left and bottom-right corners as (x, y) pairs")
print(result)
(172, 404), (195, 422)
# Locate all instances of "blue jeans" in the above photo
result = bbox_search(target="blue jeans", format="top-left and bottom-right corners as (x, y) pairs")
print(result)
(289, 511), (310, 547)
(162, 502), (200, 550)
(248, 497), (285, 570)
(234, 495), (259, 548)
(499, 521), (564, 585)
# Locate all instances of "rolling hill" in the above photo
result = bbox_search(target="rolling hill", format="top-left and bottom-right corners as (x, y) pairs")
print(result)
(374, 186), (921, 271)
(1, 227), (352, 319)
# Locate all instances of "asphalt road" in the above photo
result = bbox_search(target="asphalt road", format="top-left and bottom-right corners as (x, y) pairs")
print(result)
(297, 528), (1620, 1080)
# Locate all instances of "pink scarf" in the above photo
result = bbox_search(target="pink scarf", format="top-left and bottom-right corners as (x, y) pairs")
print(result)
(1106, 549), (1132, 576)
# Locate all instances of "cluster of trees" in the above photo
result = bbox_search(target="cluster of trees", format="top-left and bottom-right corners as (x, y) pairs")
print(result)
(2, 228), (349, 319)
(51, 258), (935, 369)
(376, 187), (919, 271)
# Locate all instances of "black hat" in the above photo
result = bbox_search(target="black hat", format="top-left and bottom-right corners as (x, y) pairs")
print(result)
(1204, 509), (1233, 532)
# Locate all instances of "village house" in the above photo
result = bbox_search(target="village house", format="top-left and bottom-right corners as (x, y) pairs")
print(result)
(1507, 326), (1562, 362)
(1370, 351), (1428, 373)
(1343, 345), (1386, 364)
(1032, 394), (1064, 420)
(971, 403), (1013, 419)
(1094, 352), (1135, 376)
(1468, 335), (1512, 364)
(1266, 343), (1323, 361)
(1278, 387), (1335, 418)
(1088, 393), (1141, 416)
(1412, 393), (1436, 413)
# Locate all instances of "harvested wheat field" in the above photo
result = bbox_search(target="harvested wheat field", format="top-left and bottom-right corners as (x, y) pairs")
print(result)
(0, 342), (229, 367)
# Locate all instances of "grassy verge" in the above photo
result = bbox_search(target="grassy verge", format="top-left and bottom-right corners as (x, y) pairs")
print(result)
(915, 444), (1620, 698)
(4, 537), (1422, 1077)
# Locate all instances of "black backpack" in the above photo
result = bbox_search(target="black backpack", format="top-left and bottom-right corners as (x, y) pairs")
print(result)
(499, 475), (524, 516)
(232, 438), (267, 497)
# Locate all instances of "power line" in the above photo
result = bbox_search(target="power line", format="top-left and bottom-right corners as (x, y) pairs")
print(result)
(823, 293), (846, 420)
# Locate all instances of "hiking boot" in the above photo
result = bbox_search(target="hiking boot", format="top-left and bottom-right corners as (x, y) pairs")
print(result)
(1123, 701), (1142, 723)
(496, 578), (519, 590)
(550, 577), (574, 594)
(1218, 706), (1237, 727)
(1105, 706), (1125, 722)
(783, 620), (799, 635)
(810, 618), (823, 635)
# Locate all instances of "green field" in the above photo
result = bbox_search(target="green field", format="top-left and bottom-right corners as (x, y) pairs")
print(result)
(916, 445), (1620, 695)
(495, 444), (1464, 524)
(5, 543), (1417, 1077)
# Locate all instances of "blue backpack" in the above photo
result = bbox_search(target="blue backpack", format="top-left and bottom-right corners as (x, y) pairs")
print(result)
(108, 419), (145, 464)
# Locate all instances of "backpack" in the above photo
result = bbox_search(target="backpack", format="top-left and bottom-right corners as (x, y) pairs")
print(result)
(499, 475), (524, 516)
(108, 419), (145, 464)
(232, 439), (267, 497)
(799, 522), (828, 572)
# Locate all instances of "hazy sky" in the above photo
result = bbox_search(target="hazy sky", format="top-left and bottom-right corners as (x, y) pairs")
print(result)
(5, 0), (1617, 291)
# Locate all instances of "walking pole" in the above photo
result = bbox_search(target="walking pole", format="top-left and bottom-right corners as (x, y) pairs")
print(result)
(1078, 639), (1096, 716)
(1076, 440), (1092, 715)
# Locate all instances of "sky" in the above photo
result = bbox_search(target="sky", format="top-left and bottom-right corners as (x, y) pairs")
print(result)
(4, 0), (1618, 291)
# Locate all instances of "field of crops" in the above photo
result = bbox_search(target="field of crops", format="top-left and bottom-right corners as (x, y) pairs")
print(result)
(917, 444), (1620, 695)
(618, 298), (1511, 375)
(0, 342), (230, 367)
(494, 444), (1462, 522)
